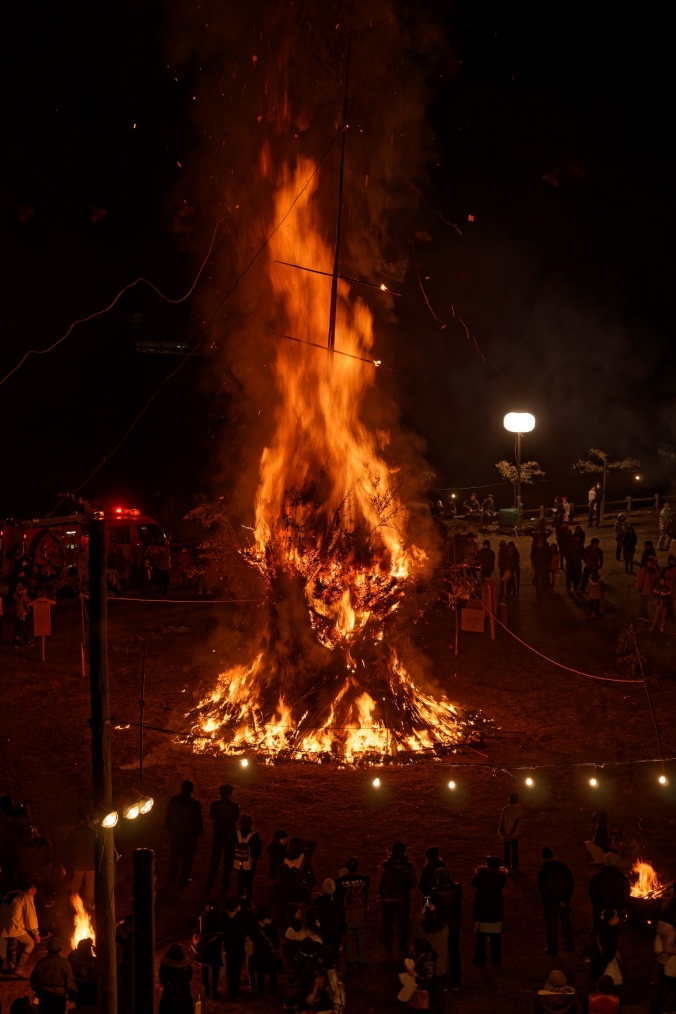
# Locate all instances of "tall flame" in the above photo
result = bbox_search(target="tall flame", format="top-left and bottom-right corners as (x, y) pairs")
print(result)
(630, 860), (665, 898)
(69, 892), (95, 952)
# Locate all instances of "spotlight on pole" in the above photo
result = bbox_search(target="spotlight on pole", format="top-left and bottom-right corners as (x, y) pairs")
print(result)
(372, 777), (381, 788)
(241, 758), (249, 768)
(137, 795), (154, 814)
(101, 810), (119, 829)
(503, 412), (535, 514)
(448, 780), (456, 790)
(122, 802), (140, 820)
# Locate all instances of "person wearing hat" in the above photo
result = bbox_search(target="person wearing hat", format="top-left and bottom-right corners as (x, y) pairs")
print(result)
(589, 853), (630, 925)
(471, 855), (507, 966)
(29, 936), (76, 1013)
(316, 878), (345, 952)
(158, 944), (193, 1014)
(537, 848), (574, 956)
(536, 969), (577, 1013)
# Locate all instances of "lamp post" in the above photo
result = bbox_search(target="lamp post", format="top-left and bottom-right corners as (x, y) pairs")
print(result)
(503, 412), (536, 515)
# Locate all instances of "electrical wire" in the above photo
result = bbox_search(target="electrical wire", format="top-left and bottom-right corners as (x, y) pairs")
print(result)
(0, 217), (225, 390)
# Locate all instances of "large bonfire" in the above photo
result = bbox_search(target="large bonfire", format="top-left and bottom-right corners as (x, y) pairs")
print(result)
(186, 156), (483, 763)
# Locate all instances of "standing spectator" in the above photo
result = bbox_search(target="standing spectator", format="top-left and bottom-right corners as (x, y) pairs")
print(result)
(206, 784), (239, 892)
(658, 504), (673, 551)
(140, 556), (154, 597)
(586, 974), (622, 1012)
(477, 540), (495, 581)
(0, 883), (39, 976)
(558, 522), (572, 570)
(561, 496), (573, 524)
(588, 484), (601, 527)
(65, 814), (95, 910)
(553, 496), (564, 535)
(586, 810), (611, 864)
(507, 541), (521, 598)
(336, 856), (370, 970)
(431, 867), (462, 990)
(651, 576), (671, 633)
(581, 538), (604, 592)
(195, 900), (223, 1000)
(419, 847), (445, 898)
(158, 944), (193, 1014)
(573, 524), (587, 545)
(164, 780), (203, 887)
(636, 557), (658, 621)
(377, 841), (417, 955)
(222, 897), (247, 997)
(614, 515), (627, 561)
(471, 855), (506, 966)
(423, 907), (448, 1014)
(537, 847), (574, 955)
(498, 792), (524, 873)
(550, 542), (561, 588)
(589, 854), (630, 924)
(156, 546), (171, 595)
(622, 524), (638, 573)
(591, 907), (621, 981)
(536, 970), (577, 1013)
(316, 879), (344, 951)
(276, 837), (317, 915)
(250, 906), (281, 996)
(588, 570), (604, 618)
(531, 537), (551, 593)
(266, 829), (287, 884)
(29, 937), (76, 1013)
(12, 583), (30, 647)
(234, 813), (261, 901)
(497, 540), (510, 601)
(641, 541), (657, 567)
(67, 937), (97, 1008)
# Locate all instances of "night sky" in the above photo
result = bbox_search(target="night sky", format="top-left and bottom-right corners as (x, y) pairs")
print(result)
(1, 2), (673, 527)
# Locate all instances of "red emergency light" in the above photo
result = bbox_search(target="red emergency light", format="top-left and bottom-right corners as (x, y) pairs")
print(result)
(111, 507), (141, 518)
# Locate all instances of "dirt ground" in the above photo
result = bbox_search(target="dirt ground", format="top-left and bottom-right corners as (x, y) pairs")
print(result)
(1, 515), (674, 1012)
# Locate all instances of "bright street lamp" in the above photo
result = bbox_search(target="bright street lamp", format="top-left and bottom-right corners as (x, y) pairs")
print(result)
(503, 412), (536, 512)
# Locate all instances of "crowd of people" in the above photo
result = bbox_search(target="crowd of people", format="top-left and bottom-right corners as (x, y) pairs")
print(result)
(2, 780), (675, 1012)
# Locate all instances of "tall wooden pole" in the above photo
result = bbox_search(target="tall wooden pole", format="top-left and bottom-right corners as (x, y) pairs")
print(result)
(327, 43), (350, 352)
(89, 514), (118, 1013)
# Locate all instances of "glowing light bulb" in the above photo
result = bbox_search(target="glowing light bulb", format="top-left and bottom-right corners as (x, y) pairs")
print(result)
(372, 777), (381, 787)
(138, 795), (154, 814)
(122, 803), (140, 820)
(589, 777), (597, 787)
(635, 475), (641, 481)
(380, 283), (387, 291)
(659, 775), (667, 785)
(448, 780), (456, 790)
(526, 777), (533, 786)
(241, 758), (249, 768)
(101, 810), (118, 828)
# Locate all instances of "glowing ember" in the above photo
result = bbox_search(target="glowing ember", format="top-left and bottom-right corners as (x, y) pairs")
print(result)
(630, 860), (665, 899)
(186, 157), (486, 763)
(69, 893), (95, 951)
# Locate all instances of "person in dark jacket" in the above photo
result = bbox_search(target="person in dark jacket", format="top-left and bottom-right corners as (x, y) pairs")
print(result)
(581, 538), (604, 592)
(419, 847), (446, 898)
(195, 900), (223, 999)
(158, 944), (193, 1014)
(537, 847), (574, 955)
(164, 781), (203, 887)
(222, 897), (246, 996)
(591, 908), (620, 981)
(234, 812), (262, 901)
(206, 784), (239, 891)
(29, 937), (76, 1014)
(641, 541), (657, 567)
(622, 525), (638, 573)
(266, 829), (287, 883)
(477, 540), (495, 581)
(377, 841), (417, 954)
(276, 837), (317, 918)
(471, 856), (506, 966)
(67, 937), (97, 1008)
(250, 906), (280, 995)
(565, 532), (585, 593)
(589, 854), (630, 923)
(507, 541), (521, 598)
(115, 914), (133, 1014)
(431, 867), (462, 989)
(531, 537), (551, 593)
(336, 856), (370, 969)
(316, 879), (345, 951)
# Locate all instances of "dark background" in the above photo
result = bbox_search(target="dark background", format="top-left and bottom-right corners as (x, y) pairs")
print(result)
(1, 1), (673, 526)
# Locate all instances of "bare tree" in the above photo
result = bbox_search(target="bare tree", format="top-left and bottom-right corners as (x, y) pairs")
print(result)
(573, 448), (640, 517)
(495, 460), (545, 508)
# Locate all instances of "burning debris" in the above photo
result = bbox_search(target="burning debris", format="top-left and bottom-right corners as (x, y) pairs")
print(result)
(184, 156), (487, 763)
(69, 892), (95, 952)
(630, 859), (667, 899)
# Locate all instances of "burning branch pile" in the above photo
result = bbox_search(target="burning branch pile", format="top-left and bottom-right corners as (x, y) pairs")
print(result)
(185, 158), (485, 764)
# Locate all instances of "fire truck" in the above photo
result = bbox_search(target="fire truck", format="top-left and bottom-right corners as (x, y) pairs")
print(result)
(0, 506), (169, 593)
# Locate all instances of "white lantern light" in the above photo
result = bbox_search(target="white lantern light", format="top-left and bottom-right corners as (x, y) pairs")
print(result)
(504, 412), (535, 433)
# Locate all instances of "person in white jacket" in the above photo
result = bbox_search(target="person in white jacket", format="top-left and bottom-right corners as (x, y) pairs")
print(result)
(0, 883), (40, 975)
(498, 793), (524, 873)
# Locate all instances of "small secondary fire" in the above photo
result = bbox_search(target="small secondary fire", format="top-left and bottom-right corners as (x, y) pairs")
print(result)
(630, 860), (666, 899)
(70, 892), (95, 951)
(187, 158), (485, 763)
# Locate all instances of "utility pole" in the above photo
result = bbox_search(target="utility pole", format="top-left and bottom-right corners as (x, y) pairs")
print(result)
(515, 432), (522, 515)
(327, 42), (350, 352)
(89, 513), (117, 1014)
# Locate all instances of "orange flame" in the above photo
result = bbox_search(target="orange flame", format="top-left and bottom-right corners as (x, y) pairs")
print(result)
(630, 860), (665, 898)
(69, 892), (95, 952)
